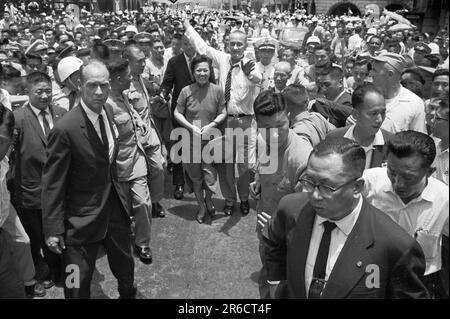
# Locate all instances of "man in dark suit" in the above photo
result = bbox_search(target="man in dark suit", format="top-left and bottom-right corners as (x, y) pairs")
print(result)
(160, 35), (215, 200)
(263, 137), (429, 299)
(11, 72), (66, 288)
(41, 60), (136, 299)
(327, 83), (393, 169)
(311, 65), (353, 128)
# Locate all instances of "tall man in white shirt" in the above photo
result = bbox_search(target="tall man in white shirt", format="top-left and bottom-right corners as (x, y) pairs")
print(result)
(370, 52), (427, 134)
(363, 131), (449, 298)
(184, 18), (262, 216)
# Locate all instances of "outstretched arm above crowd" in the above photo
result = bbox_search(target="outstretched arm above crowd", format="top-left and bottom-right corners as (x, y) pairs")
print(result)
(183, 18), (227, 69)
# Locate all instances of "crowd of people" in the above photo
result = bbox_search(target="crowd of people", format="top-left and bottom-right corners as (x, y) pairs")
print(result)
(0, 2), (448, 299)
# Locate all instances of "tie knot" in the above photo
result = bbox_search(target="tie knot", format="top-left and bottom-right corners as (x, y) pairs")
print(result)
(40, 110), (47, 116)
(322, 221), (337, 233)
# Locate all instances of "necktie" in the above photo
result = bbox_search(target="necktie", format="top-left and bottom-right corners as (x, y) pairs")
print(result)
(98, 113), (109, 156)
(308, 221), (337, 299)
(225, 62), (238, 105)
(40, 110), (50, 136)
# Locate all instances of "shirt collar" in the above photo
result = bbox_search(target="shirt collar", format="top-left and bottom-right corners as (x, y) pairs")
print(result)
(316, 195), (363, 236)
(344, 125), (385, 149)
(381, 172), (434, 204)
(80, 99), (104, 124)
(29, 103), (50, 118)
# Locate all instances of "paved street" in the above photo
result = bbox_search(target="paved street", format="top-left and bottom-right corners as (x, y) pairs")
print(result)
(43, 173), (261, 299)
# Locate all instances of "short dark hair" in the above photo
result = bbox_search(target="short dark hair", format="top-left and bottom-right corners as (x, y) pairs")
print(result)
(0, 103), (15, 138)
(281, 83), (308, 111)
(387, 131), (436, 168)
(311, 137), (366, 177)
(253, 90), (287, 116)
(432, 68), (449, 82)
(352, 83), (384, 110)
(190, 54), (211, 76)
(402, 67), (426, 85)
(400, 79), (424, 98)
(26, 71), (52, 88)
(91, 43), (110, 61)
(317, 65), (343, 81)
(421, 54), (440, 68)
(172, 33), (183, 40)
(108, 58), (129, 79)
(0, 64), (21, 81)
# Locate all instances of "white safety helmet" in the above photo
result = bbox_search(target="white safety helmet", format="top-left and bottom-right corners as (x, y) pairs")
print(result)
(57, 56), (83, 83)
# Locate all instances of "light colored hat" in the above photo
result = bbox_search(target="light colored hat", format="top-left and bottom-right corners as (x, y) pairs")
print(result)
(306, 36), (321, 45)
(367, 28), (377, 36)
(428, 43), (440, 55)
(371, 52), (407, 73)
(57, 57), (83, 83)
(125, 25), (138, 34)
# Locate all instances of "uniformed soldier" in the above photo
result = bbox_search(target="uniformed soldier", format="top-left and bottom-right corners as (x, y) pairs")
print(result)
(123, 42), (167, 219)
(52, 56), (83, 111)
(134, 32), (153, 59)
(255, 37), (278, 91)
(104, 39), (126, 62)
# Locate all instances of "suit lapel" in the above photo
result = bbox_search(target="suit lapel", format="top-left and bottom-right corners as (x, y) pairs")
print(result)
(25, 104), (46, 145)
(321, 201), (374, 299)
(104, 103), (118, 161)
(181, 54), (194, 83)
(78, 105), (108, 160)
(289, 204), (316, 298)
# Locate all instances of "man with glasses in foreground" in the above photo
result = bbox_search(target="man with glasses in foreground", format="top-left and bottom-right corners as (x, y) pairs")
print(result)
(262, 137), (429, 299)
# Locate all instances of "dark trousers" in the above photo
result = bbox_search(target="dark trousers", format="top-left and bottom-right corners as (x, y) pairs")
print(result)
(63, 189), (136, 299)
(0, 229), (26, 298)
(15, 207), (62, 279)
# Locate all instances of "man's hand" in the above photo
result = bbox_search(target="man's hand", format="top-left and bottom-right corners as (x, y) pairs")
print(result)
(46, 235), (65, 254)
(200, 122), (215, 136)
(249, 181), (261, 199)
(241, 59), (256, 77)
(257, 211), (271, 229)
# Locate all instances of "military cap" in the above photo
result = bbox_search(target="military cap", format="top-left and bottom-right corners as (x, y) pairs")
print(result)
(255, 37), (278, 51)
(133, 32), (152, 43)
(414, 42), (432, 54)
(25, 39), (48, 55)
(29, 24), (42, 33)
(104, 39), (125, 52)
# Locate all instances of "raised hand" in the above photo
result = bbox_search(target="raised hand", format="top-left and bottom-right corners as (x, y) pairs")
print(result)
(241, 59), (256, 77)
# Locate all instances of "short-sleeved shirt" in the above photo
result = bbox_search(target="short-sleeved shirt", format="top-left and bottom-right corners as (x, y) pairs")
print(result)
(176, 82), (225, 128)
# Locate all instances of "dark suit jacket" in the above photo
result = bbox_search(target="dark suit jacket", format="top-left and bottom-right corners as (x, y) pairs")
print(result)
(263, 192), (430, 299)
(326, 127), (394, 169)
(11, 103), (67, 209)
(41, 104), (130, 245)
(160, 53), (215, 114)
(310, 94), (353, 128)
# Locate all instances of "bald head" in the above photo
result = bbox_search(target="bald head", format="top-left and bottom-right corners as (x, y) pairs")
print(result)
(274, 61), (292, 74)
(81, 59), (109, 84)
(80, 59), (110, 114)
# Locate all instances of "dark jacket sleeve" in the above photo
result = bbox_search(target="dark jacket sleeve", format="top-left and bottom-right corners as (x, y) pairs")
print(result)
(262, 196), (298, 282)
(387, 240), (430, 299)
(160, 57), (176, 98)
(41, 125), (71, 238)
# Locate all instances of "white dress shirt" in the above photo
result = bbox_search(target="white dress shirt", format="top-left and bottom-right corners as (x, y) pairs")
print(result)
(381, 86), (426, 134)
(433, 138), (449, 185)
(80, 100), (114, 163)
(344, 125), (385, 170)
(363, 167), (449, 275)
(185, 25), (262, 115)
(305, 195), (363, 295)
(29, 104), (54, 133)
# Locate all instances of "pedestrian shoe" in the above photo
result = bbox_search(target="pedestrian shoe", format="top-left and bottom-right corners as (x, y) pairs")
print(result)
(25, 283), (46, 298)
(206, 203), (216, 218)
(173, 185), (184, 200)
(152, 202), (166, 218)
(240, 200), (250, 216)
(40, 279), (55, 289)
(196, 207), (207, 224)
(134, 245), (153, 264)
(223, 204), (234, 216)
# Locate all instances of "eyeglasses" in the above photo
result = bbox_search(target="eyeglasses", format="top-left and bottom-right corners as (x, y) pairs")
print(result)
(299, 177), (359, 196)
